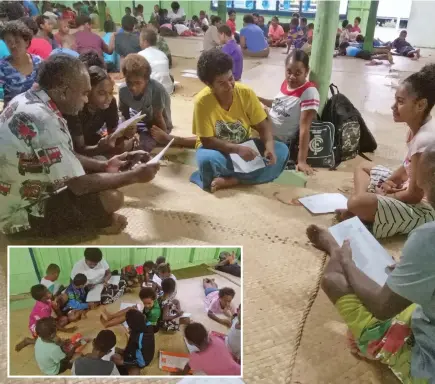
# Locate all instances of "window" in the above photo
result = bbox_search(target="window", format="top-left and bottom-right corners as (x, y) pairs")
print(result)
(211, 0), (348, 17)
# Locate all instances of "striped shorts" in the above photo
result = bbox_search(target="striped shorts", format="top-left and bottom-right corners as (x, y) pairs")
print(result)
(370, 166), (435, 238)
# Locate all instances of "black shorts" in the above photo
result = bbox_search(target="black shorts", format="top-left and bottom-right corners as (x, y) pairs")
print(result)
(28, 189), (112, 237)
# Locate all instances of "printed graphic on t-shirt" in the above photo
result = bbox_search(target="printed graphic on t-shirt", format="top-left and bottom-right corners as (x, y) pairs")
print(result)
(272, 98), (291, 118)
(215, 120), (249, 144)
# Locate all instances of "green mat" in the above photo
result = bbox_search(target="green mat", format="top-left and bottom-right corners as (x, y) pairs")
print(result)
(172, 263), (216, 280)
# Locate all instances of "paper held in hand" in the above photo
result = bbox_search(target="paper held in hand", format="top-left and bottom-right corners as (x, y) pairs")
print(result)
(328, 217), (395, 286)
(146, 138), (175, 164)
(111, 112), (146, 139)
(229, 140), (266, 173)
(299, 193), (348, 214)
(86, 283), (104, 302)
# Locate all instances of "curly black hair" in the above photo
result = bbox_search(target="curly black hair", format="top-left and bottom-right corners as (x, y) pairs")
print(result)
(79, 50), (106, 69)
(139, 287), (157, 301)
(185, 322), (208, 346)
(73, 273), (88, 286)
(84, 247), (103, 262)
(197, 48), (233, 85)
(5, 1), (25, 21)
(20, 16), (38, 35)
(38, 54), (87, 91)
(31, 284), (49, 301)
(404, 64), (435, 118)
(219, 287), (236, 298)
(0, 20), (33, 46)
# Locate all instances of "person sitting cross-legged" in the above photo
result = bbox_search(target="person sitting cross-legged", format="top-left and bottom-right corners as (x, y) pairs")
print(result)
(306, 141), (435, 383)
(189, 49), (289, 193)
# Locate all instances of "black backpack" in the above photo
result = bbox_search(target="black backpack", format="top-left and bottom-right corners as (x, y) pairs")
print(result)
(321, 84), (377, 166)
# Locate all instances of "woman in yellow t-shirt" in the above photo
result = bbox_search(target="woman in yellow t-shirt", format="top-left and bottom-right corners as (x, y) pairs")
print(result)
(189, 49), (289, 192)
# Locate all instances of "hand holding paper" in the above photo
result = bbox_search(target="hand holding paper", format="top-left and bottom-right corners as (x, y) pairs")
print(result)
(111, 112), (146, 140)
(230, 140), (266, 174)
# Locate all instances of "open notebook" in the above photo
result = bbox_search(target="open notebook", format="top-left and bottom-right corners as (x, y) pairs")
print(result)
(159, 351), (192, 373)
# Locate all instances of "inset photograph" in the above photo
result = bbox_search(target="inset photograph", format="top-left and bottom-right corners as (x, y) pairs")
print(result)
(8, 246), (242, 377)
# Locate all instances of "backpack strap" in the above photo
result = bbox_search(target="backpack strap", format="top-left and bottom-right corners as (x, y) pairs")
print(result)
(329, 83), (339, 96)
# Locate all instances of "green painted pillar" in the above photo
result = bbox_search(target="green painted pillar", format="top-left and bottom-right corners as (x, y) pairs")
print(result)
(217, 1), (227, 22)
(363, 1), (379, 52)
(309, 0), (340, 112)
(98, 1), (106, 31)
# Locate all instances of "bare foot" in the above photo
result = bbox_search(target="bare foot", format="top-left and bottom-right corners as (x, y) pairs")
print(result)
(15, 338), (35, 352)
(387, 52), (394, 64)
(100, 308), (110, 321)
(100, 314), (109, 328)
(335, 209), (354, 222)
(100, 213), (128, 235)
(210, 177), (239, 193)
(416, 48), (421, 59)
(306, 225), (338, 254)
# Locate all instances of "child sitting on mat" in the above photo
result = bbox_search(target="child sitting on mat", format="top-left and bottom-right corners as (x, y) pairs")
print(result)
(121, 264), (142, 288)
(153, 263), (177, 297)
(15, 285), (76, 352)
(112, 309), (155, 375)
(72, 330), (120, 375)
(226, 304), (241, 363)
(178, 322), (241, 375)
(158, 277), (184, 332)
(203, 281), (236, 328)
(141, 260), (156, 288)
(100, 287), (161, 330)
(62, 273), (99, 322)
(40, 264), (64, 297)
(118, 54), (173, 153)
(34, 317), (81, 376)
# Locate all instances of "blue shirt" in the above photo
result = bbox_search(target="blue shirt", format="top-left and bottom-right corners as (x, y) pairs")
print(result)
(50, 47), (79, 57)
(346, 46), (362, 57)
(23, 1), (39, 16)
(240, 23), (268, 53)
(102, 32), (119, 68)
(0, 40), (10, 59)
(0, 54), (42, 106)
(221, 39), (243, 81)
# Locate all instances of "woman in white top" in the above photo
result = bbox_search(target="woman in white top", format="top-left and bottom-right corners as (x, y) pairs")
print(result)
(259, 49), (320, 175)
(71, 248), (126, 304)
(336, 64), (435, 239)
(139, 28), (174, 95)
(203, 16), (222, 51)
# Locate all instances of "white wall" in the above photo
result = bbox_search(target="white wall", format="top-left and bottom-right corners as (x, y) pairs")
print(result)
(407, 1), (435, 48)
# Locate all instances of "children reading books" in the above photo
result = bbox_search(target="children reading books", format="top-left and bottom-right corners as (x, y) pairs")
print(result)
(121, 265), (142, 288)
(112, 309), (155, 375)
(158, 278), (184, 332)
(72, 330), (120, 375)
(203, 281), (236, 327)
(15, 285), (76, 352)
(226, 304), (241, 363)
(179, 322), (241, 375)
(141, 261), (156, 287)
(100, 287), (161, 329)
(153, 263), (177, 295)
(34, 317), (79, 375)
(40, 264), (63, 296)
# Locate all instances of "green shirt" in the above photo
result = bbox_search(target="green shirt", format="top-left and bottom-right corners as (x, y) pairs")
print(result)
(143, 299), (161, 325)
(35, 338), (66, 375)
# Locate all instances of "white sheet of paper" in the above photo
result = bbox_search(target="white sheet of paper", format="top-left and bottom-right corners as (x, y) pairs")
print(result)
(86, 283), (104, 302)
(112, 112), (146, 138)
(182, 69), (197, 74)
(107, 275), (120, 285)
(152, 274), (162, 286)
(120, 302), (141, 329)
(181, 73), (199, 79)
(147, 138), (175, 165)
(229, 140), (266, 173)
(174, 81), (181, 86)
(160, 351), (190, 370)
(184, 337), (200, 353)
(299, 193), (348, 214)
(180, 312), (191, 318)
(328, 217), (395, 286)
(102, 347), (115, 361)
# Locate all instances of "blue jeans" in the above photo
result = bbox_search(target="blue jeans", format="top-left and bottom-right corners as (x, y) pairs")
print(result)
(204, 287), (219, 296)
(190, 139), (289, 191)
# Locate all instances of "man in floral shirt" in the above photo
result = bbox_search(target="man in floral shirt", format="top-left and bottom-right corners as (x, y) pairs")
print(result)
(0, 54), (160, 236)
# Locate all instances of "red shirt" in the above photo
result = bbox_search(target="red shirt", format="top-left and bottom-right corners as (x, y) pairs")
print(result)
(62, 10), (76, 21)
(226, 19), (236, 35)
(352, 25), (361, 33)
(27, 37), (52, 59)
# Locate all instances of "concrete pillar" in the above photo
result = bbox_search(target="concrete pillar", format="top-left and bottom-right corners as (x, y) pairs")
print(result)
(363, 1), (379, 52)
(309, 0), (340, 112)
(217, 1), (227, 22)
(97, 1), (106, 31)
(407, 1), (435, 48)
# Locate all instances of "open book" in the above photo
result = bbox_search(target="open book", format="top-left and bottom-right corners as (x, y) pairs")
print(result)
(328, 217), (395, 286)
(86, 283), (104, 302)
(159, 350), (192, 373)
(119, 302), (143, 329)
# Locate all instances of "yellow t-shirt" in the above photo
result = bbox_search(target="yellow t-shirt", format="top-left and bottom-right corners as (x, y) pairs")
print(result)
(192, 83), (267, 149)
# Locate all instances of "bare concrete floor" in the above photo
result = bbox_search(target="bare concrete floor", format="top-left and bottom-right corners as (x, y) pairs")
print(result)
(9, 273), (241, 376)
